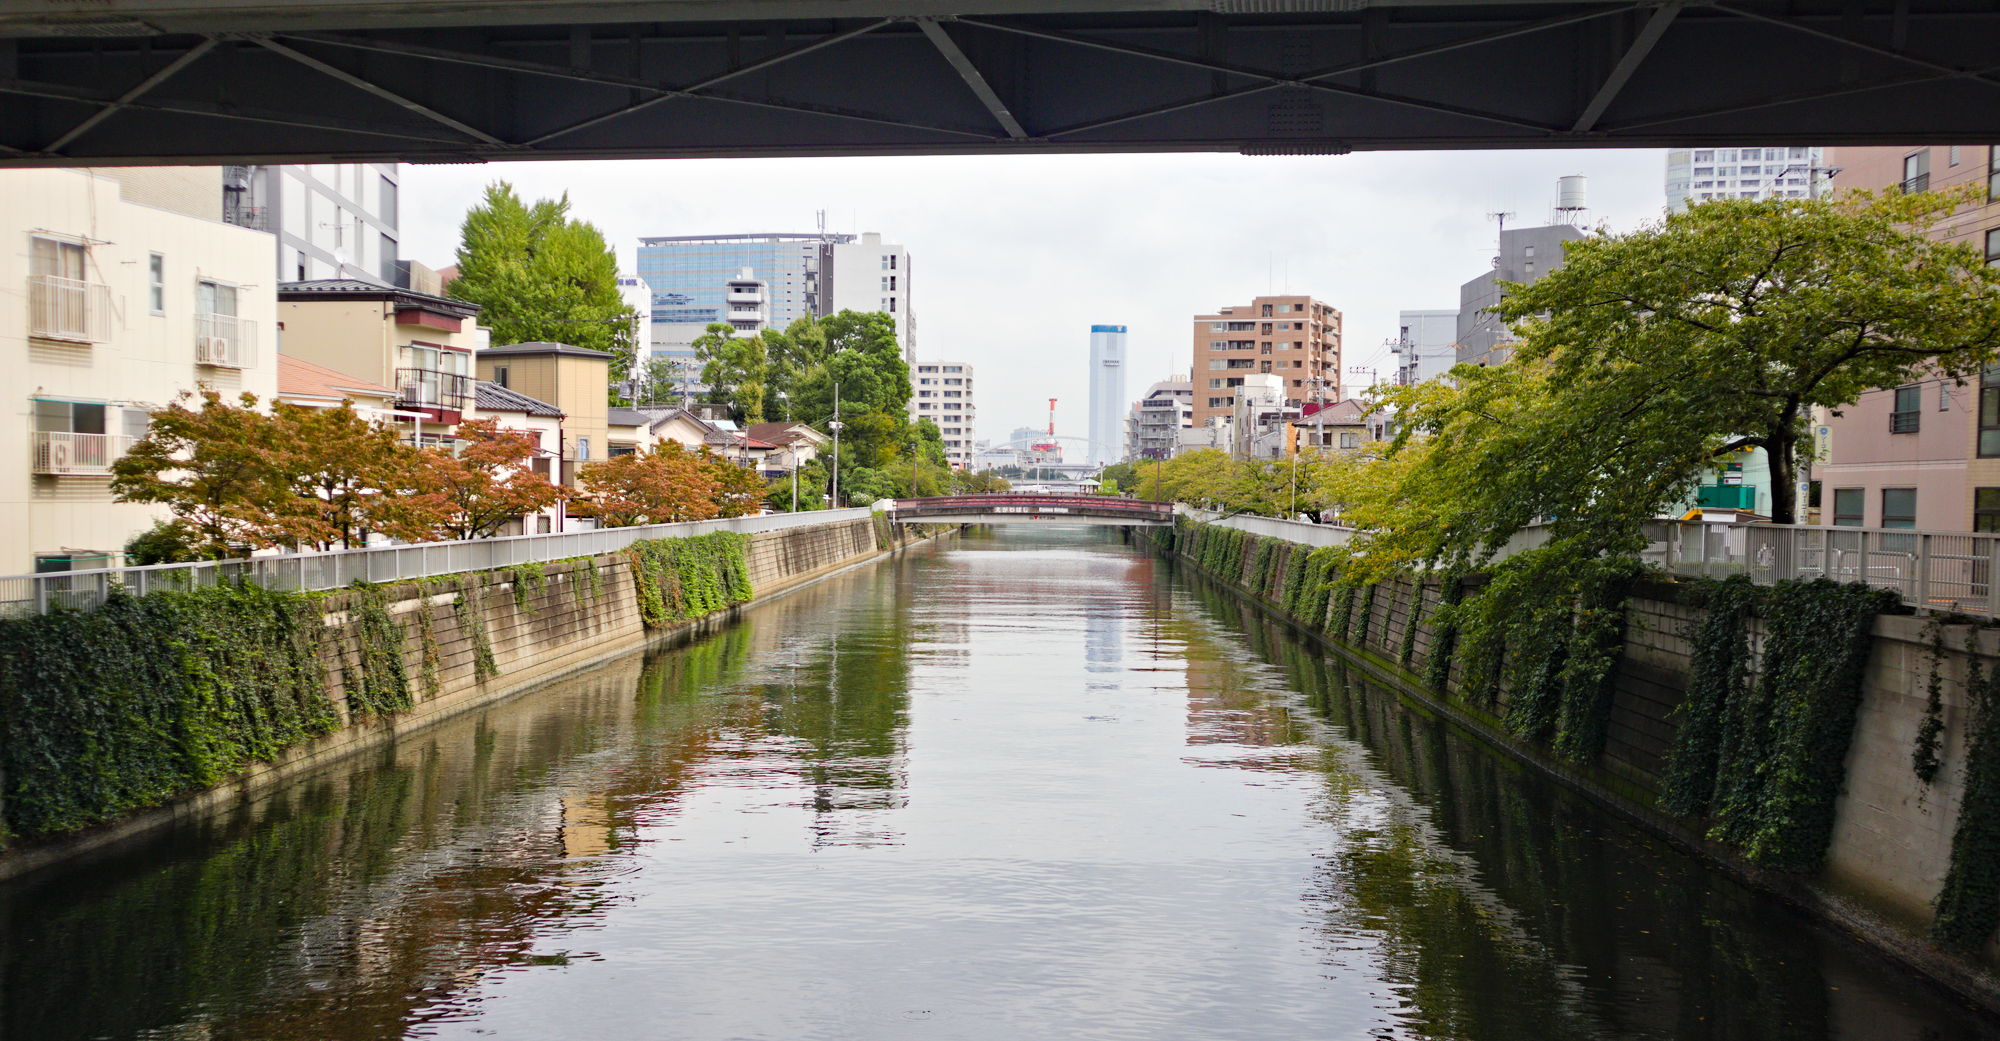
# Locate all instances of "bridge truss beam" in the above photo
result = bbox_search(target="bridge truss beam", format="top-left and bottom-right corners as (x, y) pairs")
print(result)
(1, 0), (1997, 165)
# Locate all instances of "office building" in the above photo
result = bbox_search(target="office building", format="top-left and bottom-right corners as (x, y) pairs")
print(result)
(1125, 376), (1194, 461)
(4, 167), (279, 573)
(1666, 146), (1828, 210)
(1088, 325), (1128, 465)
(1189, 294), (1342, 429)
(1391, 309), (1458, 385)
(223, 163), (402, 285)
(826, 232), (915, 363)
(636, 232), (844, 372)
(912, 362), (976, 468)
(1457, 224), (1588, 367)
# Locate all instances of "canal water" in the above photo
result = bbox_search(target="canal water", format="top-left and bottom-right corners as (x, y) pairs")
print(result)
(2, 528), (1995, 1040)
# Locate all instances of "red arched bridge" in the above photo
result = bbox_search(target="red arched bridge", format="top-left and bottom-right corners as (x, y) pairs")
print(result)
(889, 494), (1173, 526)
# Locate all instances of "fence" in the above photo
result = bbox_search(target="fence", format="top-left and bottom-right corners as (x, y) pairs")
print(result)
(1183, 508), (2000, 615)
(0, 507), (875, 618)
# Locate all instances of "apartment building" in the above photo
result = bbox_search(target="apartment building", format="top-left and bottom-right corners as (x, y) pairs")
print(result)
(1189, 294), (1342, 429)
(912, 362), (976, 468)
(1457, 224), (1587, 367)
(1665, 146), (1827, 210)
(1392, 309), (1458, 385)
(277, 280), (485, 448)
(1812, 145), (2000, 531)
(224, 163), (402, 285)
(3, 168), (278, 573)
(825, 232), (914, 363)
(1125, 376), (1193, 461)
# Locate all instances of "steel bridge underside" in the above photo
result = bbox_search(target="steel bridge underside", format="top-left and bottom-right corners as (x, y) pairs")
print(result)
(0, 0), (1996, 166)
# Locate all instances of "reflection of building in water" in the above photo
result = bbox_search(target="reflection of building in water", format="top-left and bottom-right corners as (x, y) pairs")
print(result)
(1182, 646), (1313, 751)
(560, 794), (615, 859)
(1084, 595), (1121, 673)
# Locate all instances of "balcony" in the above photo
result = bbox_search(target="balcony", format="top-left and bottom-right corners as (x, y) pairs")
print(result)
(33, 431), (133, 475)
(395, 368), (473, 414)
(28, 274), (111, 343)
(1900, 173), (1931, 194)
(726, 290), (763, 304)
(194, 312), (257, 368)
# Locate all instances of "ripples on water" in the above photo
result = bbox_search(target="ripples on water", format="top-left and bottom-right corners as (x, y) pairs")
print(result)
(2, 527), (1995, 1040)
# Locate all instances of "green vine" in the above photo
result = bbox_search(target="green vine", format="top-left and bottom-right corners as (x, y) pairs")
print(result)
(414, 596), (442, 699)
(452, 581), (498, 681)
(626, 531), (754, 629)
(1937, 629), (2000, 950)
(1399, 581), (1425, 666)
(344, 583), (413, 720)
(1658, 576), (1759, 817)
(509, 562), (546, 608)
(1912, 615), (1948, 786)
(1423, 574), (1466, 691)
(0, 583), (338, 842)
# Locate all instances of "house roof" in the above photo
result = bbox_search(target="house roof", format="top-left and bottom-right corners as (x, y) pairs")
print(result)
(474, 381), (563, 418)
(607, 406), (653, 428)
(278, 279), (482, 317)
(277, 355), (396, 402)
(746, 421), (827, 446)
(481, 340), (615, 359)
(1294, 399), (1370, 426)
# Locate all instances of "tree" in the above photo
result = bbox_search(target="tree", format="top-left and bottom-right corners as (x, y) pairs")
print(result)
(700, 450), (769, 517)
(789, 310), (910, 426)
(448, 181), (638, 393)
(1368, 189), (2000, 572)
(111, 391), (289, 557)
(694, 323), (769, 423)
(413, 418), (562, 539)
(573, 444), (720, 527)
(264, 402), (448, 550)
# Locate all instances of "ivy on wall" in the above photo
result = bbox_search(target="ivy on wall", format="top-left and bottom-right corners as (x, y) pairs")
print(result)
(344, 583), (414, 719)
(452, 581), (499, 681)
(1658, 576), (1759, 817)
(626, 532), (754, 629)
(1911, 617), (1949, 787)
(0, 584), (339, 841)
(1936, 639), (2000, 950)
(1423, 575), (1466, 691)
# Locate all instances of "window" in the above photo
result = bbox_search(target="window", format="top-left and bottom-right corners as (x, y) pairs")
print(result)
(493, 365), (509, 388)
(1983, 366), (2000, 457)
(1883, 488), (1918, 529)
(1261, 304), (1273, 317)
(1903, 150), (1931, 193)
(1832, 488), (1865, 526)
(148, 253), (164, 314)
(1979, 488), (2000, 533)
(1943, 382), (1953, 410)
(380, 174), (398, 226)
(380, 234), (398, 285)
(1892, 385), (1921, 432)
(1991, 146), (2000, 202)
(1988, 228), (1999, 267)
(1951, 145), (1963, 167)
(576, 437), (590, 462)
(1208, 379), (1223, 389)
(1339, 432), (1360, 449)
(36, 398), (106, 436)
(1208, 397), (1229, 408)
(198, 279), (238, 319)
(295, 251), (307, 281)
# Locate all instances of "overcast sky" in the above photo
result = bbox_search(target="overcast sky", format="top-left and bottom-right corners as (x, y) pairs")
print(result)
(398, 149), (1668, 440)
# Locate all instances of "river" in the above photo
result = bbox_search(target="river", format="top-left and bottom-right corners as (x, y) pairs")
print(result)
(2, 527), (1994, 1040)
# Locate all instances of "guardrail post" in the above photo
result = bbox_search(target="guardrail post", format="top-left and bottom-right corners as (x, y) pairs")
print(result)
(1917, 533), (1933, 609)
(1989, 538), (2000, 616)
(1859, 534), (1871, 591)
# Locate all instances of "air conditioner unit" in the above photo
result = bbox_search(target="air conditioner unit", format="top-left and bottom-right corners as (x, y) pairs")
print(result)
(197, 336), (231, 364)
(46, 438), (73, 472)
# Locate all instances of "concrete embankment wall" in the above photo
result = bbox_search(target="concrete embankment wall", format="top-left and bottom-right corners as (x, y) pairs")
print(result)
(0, 517), (935, 881)
(1151, 524), (2000, 1004)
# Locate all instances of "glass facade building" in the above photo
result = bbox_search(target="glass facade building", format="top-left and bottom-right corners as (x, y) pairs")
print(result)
(634, 233), (853, 331)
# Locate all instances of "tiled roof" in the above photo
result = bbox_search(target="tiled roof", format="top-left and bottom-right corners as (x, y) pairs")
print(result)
(745, 421), (822, 445)
(1295, 399), (1370, 425)
(475, 381), (563, 418)
(277, 279), (481, 315)
(277, 355), (396, 401)
(607, 407), (653, 427)
(481, 341), (615, 359)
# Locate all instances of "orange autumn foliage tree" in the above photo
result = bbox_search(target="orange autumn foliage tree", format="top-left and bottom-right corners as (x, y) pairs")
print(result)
(703, 449), (768, 518)
(262, 401), (451, 551)
(413, 418), (562, 539)
(573, 443), (721, 527)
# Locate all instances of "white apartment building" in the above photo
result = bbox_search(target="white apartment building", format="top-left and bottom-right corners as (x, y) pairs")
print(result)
(723, 268), (769, 337)
(1392, 309), (1458, 385)
(912, 362), (976, 468)
(827, 232), (914, 363)
(3, 168), (278, 574)
(1665, 146), (1827, 210)
(1125, 376), (1193, 461)
(1088, 324), (1127, 465)
(225, 163), (402, 284)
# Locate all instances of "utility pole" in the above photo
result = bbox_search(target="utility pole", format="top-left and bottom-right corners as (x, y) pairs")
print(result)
(829, 382), (843, 508)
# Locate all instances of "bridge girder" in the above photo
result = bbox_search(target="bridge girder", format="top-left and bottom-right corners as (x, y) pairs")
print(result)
(0, 0), (1996, 165)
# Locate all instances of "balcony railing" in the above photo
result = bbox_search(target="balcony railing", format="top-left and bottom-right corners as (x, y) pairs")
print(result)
(194, 312), (256, 368)
(395, 367), (473, 412)
(1901, 173), (1931, 193)
(28, 274), (111, 343)
(33, 431), (134, 475)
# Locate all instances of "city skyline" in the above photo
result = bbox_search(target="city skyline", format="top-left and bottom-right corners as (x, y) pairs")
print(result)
(398, 150), (1671, 440)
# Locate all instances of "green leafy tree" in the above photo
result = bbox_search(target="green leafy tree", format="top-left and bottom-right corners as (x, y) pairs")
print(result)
(1366, 189), (2000, 573)
(448, 181), (638, 393)
(694, 322), (770, 423)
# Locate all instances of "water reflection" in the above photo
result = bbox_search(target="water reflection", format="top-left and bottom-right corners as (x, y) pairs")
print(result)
(0, 530), (1992, 1040)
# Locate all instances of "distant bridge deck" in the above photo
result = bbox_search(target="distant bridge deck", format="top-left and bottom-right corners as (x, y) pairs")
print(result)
(889, 494), (1173, 526)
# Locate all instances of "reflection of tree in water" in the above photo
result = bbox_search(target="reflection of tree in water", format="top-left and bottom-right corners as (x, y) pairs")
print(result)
(1193, 583), (2000, 1041)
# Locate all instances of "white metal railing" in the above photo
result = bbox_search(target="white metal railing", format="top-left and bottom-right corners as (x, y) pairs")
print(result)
(32, 431), (134, 475)
(28, 274), (111, 343)
(1182, 508), (2000, 615)
(0, 507), (874, 618)
(194, 312), (256, 368)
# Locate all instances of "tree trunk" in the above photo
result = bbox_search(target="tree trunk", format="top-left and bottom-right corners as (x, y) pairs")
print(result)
(1768, 428), (1798, 525)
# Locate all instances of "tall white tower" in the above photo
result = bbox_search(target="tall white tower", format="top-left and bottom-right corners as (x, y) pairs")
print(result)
(1088, 324), (1127, 465)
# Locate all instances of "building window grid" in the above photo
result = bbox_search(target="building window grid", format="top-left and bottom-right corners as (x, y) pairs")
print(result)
(1883, 488), (1918, 529)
